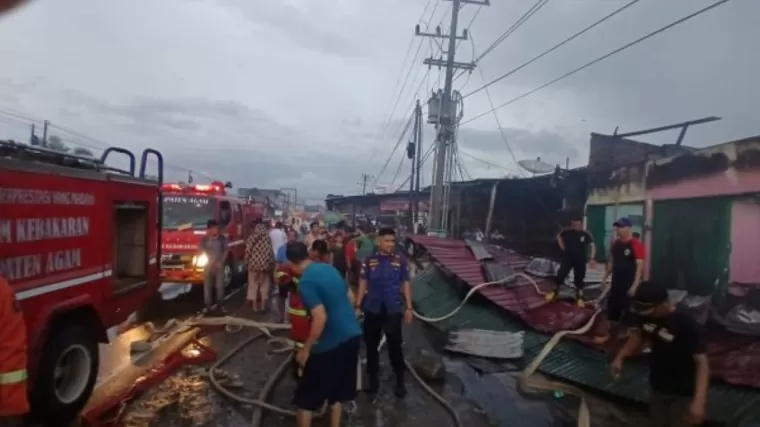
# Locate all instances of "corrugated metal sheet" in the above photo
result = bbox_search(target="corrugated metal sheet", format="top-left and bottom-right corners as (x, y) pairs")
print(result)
(409, 235), (760, 391)
(482, 262), (516, 286)
(412, 265), (760, 425)
(409, 235), (594, 332)
(466, 240), (494, 261)
(445, 329), (524, 359)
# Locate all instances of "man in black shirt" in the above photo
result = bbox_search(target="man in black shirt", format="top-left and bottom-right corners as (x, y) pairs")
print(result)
(612, 281), (709, 427)
(546, 216), (596, 307)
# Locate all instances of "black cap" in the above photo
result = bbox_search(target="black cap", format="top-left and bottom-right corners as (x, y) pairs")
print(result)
(206, 219), (219, 228)
(632, 281), (668, 311)
(613, 217), (632, 228)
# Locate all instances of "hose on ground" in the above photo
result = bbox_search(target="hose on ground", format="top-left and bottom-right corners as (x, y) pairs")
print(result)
(190, 315), (461, 427)
(143, 270), (603, 427)
(411, 270), (611, 427)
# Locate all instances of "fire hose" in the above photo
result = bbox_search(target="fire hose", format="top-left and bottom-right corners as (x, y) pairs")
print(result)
(411, 272), (611, 427)
(188, 315), (462, 427)
(140, 272), (607, 427)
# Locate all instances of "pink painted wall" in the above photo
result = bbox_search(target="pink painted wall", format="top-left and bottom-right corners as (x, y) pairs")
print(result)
(730, 201), (760, 284)
(649, 169), (760, 200)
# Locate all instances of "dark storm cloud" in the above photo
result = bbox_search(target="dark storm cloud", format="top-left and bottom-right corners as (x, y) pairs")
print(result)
(1, 0), (758, 200)
(457, 126), (579, 160)
(216, 0), (365, 57)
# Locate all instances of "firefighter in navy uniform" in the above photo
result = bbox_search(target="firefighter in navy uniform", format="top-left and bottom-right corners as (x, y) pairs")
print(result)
(356, 227), (414, 398)
(0, 276), (29, 427)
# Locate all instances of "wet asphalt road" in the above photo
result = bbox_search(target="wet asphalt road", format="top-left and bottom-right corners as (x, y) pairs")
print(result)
(101, 279), (648, 427)
(117, 286), (495, 427)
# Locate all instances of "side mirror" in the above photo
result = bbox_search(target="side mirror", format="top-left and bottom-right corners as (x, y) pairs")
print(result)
(224, 181), (233, 189)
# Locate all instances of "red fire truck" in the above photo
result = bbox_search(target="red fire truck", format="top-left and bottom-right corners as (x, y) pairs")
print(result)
(0, 141), (164, 424)
(160, 181), (259, 287)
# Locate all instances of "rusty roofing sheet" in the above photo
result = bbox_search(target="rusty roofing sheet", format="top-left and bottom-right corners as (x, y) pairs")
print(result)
(408, 234), (760, 391)
(411, 264), (760, 425)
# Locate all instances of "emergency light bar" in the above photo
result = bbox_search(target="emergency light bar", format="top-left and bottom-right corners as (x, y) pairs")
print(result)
(161, 181), (228, 195)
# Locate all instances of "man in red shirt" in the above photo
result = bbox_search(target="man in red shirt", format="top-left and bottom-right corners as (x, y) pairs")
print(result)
(597, 217), (646, 344)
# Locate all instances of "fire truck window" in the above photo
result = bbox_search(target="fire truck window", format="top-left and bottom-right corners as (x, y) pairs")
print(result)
(113, 202), (149, 291)
(161, 195), (216, 229)
(219, 201), (232, 226)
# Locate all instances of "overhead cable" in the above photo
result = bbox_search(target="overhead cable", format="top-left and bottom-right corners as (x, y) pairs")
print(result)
(464, 0), (641, 99)
(473, 0), (551, 64)
(462, 0), (732, 125)
(373, 111), (415, 187)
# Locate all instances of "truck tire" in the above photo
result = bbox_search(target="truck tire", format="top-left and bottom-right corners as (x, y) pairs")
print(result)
(223, 256), (236, 289)
(31, 323), (99, 425)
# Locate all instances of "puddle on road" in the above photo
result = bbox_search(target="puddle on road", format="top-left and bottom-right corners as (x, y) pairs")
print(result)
(446, 359), (575, 427)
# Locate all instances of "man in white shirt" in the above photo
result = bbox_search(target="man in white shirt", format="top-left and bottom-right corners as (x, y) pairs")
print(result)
(269, 221), (288, 258)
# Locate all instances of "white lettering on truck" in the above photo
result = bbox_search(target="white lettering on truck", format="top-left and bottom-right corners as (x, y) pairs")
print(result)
(15, 217), (90, 242)
(0, 189), (95, 282)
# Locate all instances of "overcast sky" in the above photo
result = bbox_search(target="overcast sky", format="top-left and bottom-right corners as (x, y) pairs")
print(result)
(0, 0), (757, 202)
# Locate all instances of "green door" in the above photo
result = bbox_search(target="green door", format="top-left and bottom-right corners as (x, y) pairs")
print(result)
(586, 205), (606, 261)
(650, 197), (732, 296)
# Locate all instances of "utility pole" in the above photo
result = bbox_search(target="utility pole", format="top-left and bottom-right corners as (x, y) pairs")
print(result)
(407, 100), (421, 229)
(414, 100), (424, 227)
(359, 173), (373, 195)
(42, 120), (49, 148)
(417, 0), (487, 233)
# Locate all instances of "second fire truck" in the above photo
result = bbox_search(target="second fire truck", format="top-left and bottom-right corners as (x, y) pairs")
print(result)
(159, 181), (260, 287)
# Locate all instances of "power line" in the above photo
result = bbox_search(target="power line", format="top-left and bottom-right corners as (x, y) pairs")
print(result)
(464, 0), (641, 99)
(374, 0), (441, 146)
(0, 108), (216, 180)
(473, 0), (550, 64)
(373, 110), (415, 186)
(459, 148), (512, 171)
(462, 0), (732, 126)
(475, 62), (561, 226)
(395, 142), (435, 192)
(390, 152), (406, 186)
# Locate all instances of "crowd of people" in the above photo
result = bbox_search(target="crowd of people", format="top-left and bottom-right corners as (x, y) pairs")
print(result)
(205, 218), (413, 427)
(194, 214), (711, 427)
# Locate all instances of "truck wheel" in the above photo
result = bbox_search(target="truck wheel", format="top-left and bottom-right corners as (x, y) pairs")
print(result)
(32, 324), (99, 425)
(223, 257), (234, 288)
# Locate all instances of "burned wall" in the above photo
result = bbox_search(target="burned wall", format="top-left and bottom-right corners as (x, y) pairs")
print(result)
(648, 137), (760, 189)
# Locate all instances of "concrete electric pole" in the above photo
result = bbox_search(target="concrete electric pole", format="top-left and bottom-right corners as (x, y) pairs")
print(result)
(417, 0), (488, 233)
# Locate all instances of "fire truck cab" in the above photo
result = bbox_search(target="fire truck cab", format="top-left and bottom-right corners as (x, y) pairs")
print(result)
(0, 140), (164, 424)
(160, 181), (256, 287)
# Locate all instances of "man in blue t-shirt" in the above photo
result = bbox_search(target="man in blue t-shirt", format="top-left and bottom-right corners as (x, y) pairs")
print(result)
(286, 241), (361, 427)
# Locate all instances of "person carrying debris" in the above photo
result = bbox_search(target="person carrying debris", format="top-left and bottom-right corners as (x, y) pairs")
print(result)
(598, 217), (646, 343)
(285, 242), (362, 427)
(0, 275), (29, 427)
(199, 219), (229, 313)
(612, 280), (709, 427)
(546, 215), (597, 307)
(356, 227), (413, 398)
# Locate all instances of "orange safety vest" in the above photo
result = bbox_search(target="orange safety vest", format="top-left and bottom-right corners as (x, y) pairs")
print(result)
(0, 277), (29, 416)
(273, 266), (311, 343)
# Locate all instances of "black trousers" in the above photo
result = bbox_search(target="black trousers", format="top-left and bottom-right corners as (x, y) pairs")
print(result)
(555, 257), (586, 292)
(363, 308), (405, 380)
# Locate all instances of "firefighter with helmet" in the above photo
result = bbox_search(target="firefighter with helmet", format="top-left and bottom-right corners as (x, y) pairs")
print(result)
(0, 275), (29, 426)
